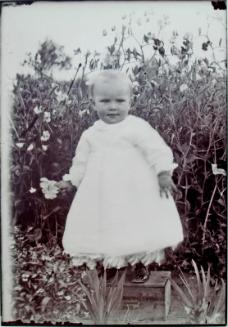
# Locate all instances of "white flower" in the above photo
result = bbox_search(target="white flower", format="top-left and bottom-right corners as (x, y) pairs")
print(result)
(42, 145), (48, 151)
(55, 89), (68, 103)
(22, 273), (30, 282)
(132, 81), (139, 88)
(212, 164), (226, 176)
(27, 143), (34, 151)
(34, 105), (43, 115)
(211, 78), (217, 86)
(64, 295), (71, 301)
(169, 56), (179, 66)
(57, 290), (64, 296)
(40, 177), (59, 200)
(79, 109), (88, 118)
(40, 131), (50, 142)
(29, 187), (36, 194)
(36, 53), (41, 64)
(158, 67), (163, 76)
(63, 174), (71, 182)
(195, 73), (201, 81)
(16, 142), (24, 148)
(44, 112), (51, 123)
(179, 84), (188, 92)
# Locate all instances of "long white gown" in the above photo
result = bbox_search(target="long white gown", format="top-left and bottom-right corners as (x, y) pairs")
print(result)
(62, 115), (183, 268)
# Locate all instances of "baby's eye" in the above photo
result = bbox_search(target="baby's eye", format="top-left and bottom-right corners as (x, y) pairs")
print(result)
(100, 99), (110, 103)
(116, 99), (125, 103)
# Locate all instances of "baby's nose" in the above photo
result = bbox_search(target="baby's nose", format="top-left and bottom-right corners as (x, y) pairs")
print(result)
(109, 103), (118, 111)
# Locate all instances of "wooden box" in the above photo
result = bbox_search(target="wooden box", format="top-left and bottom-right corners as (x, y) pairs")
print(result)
(122, 271), (171, 320)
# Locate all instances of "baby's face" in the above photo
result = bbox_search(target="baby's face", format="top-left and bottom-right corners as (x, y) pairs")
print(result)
(92, 78), (131, 124)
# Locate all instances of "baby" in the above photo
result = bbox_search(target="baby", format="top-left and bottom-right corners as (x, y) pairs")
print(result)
(58, 70), (183, 282)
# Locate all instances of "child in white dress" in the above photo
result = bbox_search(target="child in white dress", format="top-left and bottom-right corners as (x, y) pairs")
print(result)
(58, 70), (183, 282)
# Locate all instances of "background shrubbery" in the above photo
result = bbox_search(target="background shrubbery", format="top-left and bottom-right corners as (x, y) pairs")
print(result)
(10, 16), (226, 322)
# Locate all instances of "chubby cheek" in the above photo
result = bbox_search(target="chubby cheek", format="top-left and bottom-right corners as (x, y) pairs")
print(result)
(96, 108), (107, 119)
(97, 107), (107, 115)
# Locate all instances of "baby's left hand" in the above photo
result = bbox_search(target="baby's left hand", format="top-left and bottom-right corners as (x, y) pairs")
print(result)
(157, 171), (177, 198)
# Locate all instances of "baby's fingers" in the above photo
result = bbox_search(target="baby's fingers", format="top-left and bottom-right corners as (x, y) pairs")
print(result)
(171, 181), (178, 193)
(160, 188), (169, 198)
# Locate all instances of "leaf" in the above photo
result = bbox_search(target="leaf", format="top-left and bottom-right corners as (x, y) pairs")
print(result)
(158, 47), (165, 57)
(43, 206), (61, 220)
(143, 35), (149, 43)
(106, 270), (125, 316)
(192, 259), (202, 304)
(84, 298), (97, 323)
(100, 269), (107, 303)
(171, 279), (192, 308)
(89, 270), (100, 305)
(41, 296), (51, 312)
(202, 265), (211, 301)
(201, 266), (206, 293)
(185, 155), (199, 164)
(179, 273), (195, 304)
(202, 42), (208, 51)
(97, 293), (105, 323)
(79, 272), (110, 324)
(212, 279), (225, 315)
(79, 281), (93, 305)
(153, 38), (161, 46)
(108, 45), (115, 55)
(217, 198), (225, 206)
(27, 228), (42, 241)
(23, 165), (31, 171)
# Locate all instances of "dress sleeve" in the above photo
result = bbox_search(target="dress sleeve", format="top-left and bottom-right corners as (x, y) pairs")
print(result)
(134, 120), (176, 175)
(68, 132), (91, 187)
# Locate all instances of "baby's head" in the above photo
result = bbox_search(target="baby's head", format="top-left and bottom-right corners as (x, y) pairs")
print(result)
(87, 70), (132, 124)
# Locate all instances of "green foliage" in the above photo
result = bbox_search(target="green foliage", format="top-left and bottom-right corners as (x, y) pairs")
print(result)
(171, 260), (225, 324)
(12, 227), (88, 323)
(79, 269), (126, 324)
(23, 39), (72, 75)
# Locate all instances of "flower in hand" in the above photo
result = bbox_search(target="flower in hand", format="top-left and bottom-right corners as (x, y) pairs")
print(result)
(40, 177), (59, 199)
(57, 181), (73, 196)
(158, 171), (177, 198)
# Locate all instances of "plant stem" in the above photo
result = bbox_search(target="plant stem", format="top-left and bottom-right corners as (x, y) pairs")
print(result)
(202, 183), (217, 245)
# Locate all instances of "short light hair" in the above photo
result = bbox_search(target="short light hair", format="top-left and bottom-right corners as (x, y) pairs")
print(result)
(86, 70), (132, 98)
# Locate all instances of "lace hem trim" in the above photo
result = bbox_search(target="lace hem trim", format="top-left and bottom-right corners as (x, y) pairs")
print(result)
(67, 250), (167, 269)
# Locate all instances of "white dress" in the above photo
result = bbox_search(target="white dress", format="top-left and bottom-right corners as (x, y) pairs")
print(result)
(62, 115), (183, 268)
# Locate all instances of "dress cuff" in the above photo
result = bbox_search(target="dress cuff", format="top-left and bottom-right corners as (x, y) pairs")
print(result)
(155, 163), (178, 175)
(62, 174), (71, 182)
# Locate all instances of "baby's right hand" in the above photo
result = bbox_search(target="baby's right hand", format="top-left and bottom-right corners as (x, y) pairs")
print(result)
(57, 181), (73, 194)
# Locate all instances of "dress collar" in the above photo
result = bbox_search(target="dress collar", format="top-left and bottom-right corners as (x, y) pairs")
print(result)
(93, 115), (131, 130)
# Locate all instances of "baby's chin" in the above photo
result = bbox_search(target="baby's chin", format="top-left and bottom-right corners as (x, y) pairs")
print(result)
(100, 113), (128, 124)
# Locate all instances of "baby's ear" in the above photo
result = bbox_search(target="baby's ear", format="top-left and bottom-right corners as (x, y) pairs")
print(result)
(90, 98), (96, 109)
(130, 95), (134, 107)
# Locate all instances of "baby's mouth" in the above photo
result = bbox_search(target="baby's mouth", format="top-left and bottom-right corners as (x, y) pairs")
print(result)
(107, 113), (119, 118)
